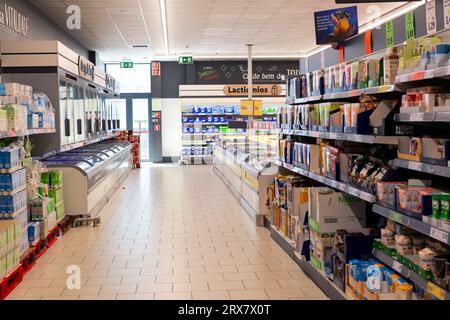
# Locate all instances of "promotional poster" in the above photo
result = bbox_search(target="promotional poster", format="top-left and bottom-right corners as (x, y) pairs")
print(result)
(314, 6), (358, 45)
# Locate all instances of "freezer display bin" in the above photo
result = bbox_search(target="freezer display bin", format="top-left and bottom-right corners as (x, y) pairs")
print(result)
(42, 140), (132, 220)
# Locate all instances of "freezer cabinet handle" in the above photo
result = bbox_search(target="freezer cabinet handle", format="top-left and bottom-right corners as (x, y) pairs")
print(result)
(64, 119), (70, 136)
(77, 119), (82, 135)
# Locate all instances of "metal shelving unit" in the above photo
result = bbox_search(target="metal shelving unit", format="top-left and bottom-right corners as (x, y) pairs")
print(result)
(372, 248), (450, 300)
(281, 129), (399, 145)
(393, 159), (450, 178)
(394, 112), (450, 122)
(395, 66), (450, 84)
(286, 85), (397, 105)
(372, 204), (450, 245)
(274, 158), (376, 203)
(0, 128), (56, 138)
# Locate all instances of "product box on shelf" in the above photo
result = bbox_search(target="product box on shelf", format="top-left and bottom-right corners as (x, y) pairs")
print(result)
(0, 189), (27, 214)
(396, 186), (443, 219)
(0, 168), (26, 192)
(384, 48), (400, 85)
(48, 188), (64, 204)
(29, 198), (48, 221)
(325, 145), (340, 181)
(421, 138), (450, 167)
(0, 145), (23, 170)
(398, 137), (421, 162)
(308, 188), (366, 234)
(376, 182), (408, 209)
(27, 222), (40, 245)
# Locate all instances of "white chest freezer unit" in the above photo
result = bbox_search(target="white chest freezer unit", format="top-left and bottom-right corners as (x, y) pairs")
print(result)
(42, 140), (132, 223)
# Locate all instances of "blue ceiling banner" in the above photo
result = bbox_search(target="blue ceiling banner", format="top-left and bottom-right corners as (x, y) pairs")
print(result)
(314, 6), (359, 45)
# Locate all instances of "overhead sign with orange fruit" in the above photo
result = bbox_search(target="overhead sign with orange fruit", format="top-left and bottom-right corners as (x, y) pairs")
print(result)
(314, 6), (358, 45)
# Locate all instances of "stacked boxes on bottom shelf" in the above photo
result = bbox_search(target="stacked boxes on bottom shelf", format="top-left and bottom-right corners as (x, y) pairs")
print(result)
(0, 147), (28, 257)
(28, 169), (64, 244)
(0, 220), (21, 280)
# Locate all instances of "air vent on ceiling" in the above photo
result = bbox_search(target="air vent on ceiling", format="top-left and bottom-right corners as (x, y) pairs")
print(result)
(132, 44), (149, 48)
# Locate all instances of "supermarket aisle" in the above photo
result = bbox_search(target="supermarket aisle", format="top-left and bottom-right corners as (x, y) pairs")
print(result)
(7, 164), (326, 300)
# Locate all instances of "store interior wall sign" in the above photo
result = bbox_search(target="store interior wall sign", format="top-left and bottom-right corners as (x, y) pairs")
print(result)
(313, 6), (358, 45)
(78, 56), (95, 81)
(196, 61), (299, 84)
(223, 84), (282, 96)
(0, 3), (30, 38)
(152, 61), (161, 76)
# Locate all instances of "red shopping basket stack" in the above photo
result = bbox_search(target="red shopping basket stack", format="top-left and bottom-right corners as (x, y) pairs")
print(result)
(128, 135), (141, 168)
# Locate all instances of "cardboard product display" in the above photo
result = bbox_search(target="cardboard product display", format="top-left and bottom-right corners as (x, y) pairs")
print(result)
(308, 187), (366, 234)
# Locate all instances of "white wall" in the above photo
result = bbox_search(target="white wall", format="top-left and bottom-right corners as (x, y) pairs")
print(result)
(159, 98), (182, 159)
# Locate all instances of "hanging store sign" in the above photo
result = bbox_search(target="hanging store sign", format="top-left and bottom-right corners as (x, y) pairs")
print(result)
(78, 56), (95, 81)
(313, 6), (358, 45)
(152, 61), (161, 76)
(196, 61), (299, 84)
(106, 74), (116, 91)
(0, 3), (30, 38)
(223, 84), (282, 97)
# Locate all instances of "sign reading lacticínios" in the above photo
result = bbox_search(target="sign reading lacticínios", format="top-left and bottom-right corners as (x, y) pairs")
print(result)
(0, 3), (30, 38)
(78, 56), (95, 81)
(223, 84), (282, 96)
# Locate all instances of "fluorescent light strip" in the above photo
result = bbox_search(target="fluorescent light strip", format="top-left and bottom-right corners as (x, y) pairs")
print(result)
(138, 0), (151, 45)
(159, 0), (169, 56)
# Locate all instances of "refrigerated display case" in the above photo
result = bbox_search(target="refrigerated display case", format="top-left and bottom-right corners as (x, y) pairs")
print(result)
(0, 41), (121, 156)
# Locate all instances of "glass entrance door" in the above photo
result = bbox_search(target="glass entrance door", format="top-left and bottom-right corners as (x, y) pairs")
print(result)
(119, 93), (152, 162)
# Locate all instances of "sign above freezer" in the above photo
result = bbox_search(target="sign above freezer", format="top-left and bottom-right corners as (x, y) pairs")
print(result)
(106, 74), (116, 92)
(78, 56), (95, 81)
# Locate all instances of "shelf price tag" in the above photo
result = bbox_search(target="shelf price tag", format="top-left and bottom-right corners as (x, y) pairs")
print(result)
(392, 260), (403, 274)
(405, 12), (415, 41)
(410, 113), (424, 122)
(408, 161), (423, 171)
(386, 21), (394, 48)
(430, 227), (449, 243)
(445, 0), (450, 29)
(389, 211), (402, 224)
(427, 281), (445, 300)
(426, 0), (437, 35)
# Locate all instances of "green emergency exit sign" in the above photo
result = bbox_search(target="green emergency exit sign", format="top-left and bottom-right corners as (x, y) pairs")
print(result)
(120, 61), (134, 68)
(178, 56), (193, 64)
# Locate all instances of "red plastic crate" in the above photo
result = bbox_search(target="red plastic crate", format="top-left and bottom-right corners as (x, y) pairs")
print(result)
(0, 264), (24, 300)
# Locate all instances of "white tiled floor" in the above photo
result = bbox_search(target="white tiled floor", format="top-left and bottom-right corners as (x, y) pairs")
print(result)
(7, 164), (326, 300)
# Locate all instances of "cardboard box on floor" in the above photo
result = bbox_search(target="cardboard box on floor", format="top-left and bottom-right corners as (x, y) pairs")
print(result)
(308, 187), (366, 233)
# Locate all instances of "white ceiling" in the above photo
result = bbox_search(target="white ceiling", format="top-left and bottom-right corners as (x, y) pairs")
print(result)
(29, 0), (410, 62)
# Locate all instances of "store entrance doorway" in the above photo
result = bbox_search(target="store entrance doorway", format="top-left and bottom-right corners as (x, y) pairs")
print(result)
(120, 93), (156, 162)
